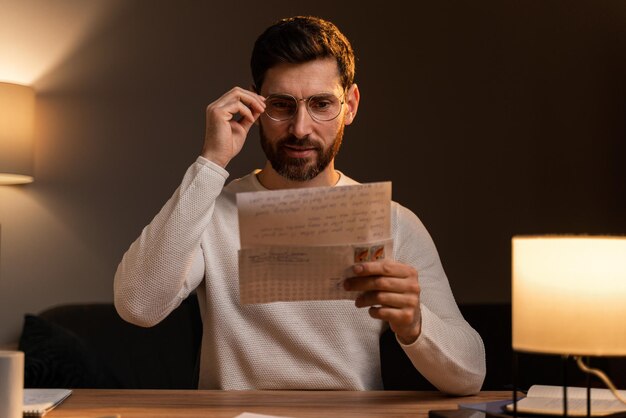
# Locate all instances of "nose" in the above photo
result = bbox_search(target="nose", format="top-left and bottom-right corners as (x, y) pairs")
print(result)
(288, 100), (314, 139)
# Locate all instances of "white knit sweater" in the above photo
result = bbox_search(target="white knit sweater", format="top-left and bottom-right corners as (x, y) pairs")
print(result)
(114, 156), (485, 394)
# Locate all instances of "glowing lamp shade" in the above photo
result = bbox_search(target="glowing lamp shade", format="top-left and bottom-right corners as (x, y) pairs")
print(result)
(512, 236), (626, 356)
(0, 82), (35, 185)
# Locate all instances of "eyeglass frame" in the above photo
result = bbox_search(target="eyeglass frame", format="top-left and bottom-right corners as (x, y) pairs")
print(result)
(263, 91), (346, 122)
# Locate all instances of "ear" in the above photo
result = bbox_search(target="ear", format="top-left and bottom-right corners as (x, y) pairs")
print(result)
(343, 83), (360, 126)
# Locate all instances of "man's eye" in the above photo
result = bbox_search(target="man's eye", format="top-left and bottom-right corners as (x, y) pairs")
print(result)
(270, 100), (295, 110)
(310, 99), (333, 111)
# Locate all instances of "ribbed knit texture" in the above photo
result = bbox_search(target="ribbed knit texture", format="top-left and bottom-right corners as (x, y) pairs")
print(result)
(114, 157), (485, 394)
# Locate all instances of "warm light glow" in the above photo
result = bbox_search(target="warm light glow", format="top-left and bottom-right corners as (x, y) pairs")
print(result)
(0, 0), (121, 85)
(512, 236), (626, 356)
(0, 82), (35, 185)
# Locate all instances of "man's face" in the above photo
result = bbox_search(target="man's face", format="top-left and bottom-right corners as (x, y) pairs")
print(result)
(258, 58), (355, 182)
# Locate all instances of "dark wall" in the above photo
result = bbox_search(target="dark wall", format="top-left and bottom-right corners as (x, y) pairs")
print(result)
(340, 1), (626, 301)
(28, 0), (626, 308)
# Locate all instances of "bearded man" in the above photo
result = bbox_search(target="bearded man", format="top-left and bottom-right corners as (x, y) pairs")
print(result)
(114, 16), (485, 394)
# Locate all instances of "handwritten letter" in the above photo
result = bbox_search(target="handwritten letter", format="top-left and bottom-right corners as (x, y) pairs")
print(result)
(236, 182), (393, 304)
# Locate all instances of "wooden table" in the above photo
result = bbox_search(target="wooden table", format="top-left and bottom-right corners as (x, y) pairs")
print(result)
(46, 390), (512, 418)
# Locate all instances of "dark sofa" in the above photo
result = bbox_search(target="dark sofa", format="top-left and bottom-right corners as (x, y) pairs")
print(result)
(18, 297), (626, 390)
(18, 297), (202, 389)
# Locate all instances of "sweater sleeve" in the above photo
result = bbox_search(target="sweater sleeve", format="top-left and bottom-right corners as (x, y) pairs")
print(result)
(113, 157), (229, 327)
(392, 204), (486, 395)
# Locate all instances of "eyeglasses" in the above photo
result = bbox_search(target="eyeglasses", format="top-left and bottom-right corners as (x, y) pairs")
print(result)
(264, 92), (345, 122)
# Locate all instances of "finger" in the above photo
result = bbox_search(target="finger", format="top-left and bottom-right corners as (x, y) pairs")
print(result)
(344, 275), (419, 294)
(355, 290), (419, 309)
(368, 306), (417, 327)
(232, 101), (266, 133)
(352, 260), (416, 279)
(238, 94), (266, 116)
(209, 99), (257, 127)
(229, 100), (256, 123)
(208, 89), (264, 122)
(226, 87), (266, 114)
(344, 276), (406, 292)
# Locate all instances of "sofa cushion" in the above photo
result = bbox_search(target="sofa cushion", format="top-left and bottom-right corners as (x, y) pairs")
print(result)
(18, 295), (203, 389)
(18, 314), (119, 388)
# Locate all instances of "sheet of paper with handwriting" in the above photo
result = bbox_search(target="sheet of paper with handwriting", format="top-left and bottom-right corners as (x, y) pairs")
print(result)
(236, 182), (393, 304)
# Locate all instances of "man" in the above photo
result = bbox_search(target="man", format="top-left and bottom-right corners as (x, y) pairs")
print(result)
(114, 16), (485, 394)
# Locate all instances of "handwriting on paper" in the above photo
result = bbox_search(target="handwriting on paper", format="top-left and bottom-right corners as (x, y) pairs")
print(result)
(237, 182), (391, 247)
(236, 182), (393, 304)
(238, 241), (393, 304)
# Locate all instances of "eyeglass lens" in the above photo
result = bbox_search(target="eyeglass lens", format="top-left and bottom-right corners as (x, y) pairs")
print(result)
(265, 94), (342, 121)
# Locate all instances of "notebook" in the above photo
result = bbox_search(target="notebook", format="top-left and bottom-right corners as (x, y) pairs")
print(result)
(23, 388), (72, 417)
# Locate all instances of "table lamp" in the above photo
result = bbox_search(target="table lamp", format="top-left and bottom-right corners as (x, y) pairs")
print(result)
(0, 82), (35, 185)
(512, 235), (626, 417)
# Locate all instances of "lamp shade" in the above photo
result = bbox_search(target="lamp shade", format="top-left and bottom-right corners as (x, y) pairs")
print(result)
(0, 82), (35, 185)
(512, 236), (626, 356)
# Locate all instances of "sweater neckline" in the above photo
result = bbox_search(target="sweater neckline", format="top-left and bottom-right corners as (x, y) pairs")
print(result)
(250, 169), (355, 191)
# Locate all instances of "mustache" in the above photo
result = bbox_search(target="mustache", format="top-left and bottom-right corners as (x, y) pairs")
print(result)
(276, 135), (323, 150)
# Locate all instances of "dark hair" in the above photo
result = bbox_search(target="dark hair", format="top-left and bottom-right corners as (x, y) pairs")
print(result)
(251, 16), (355, 91)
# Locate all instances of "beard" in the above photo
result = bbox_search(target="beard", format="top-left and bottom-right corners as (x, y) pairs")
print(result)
(259, 123), (344, 182)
